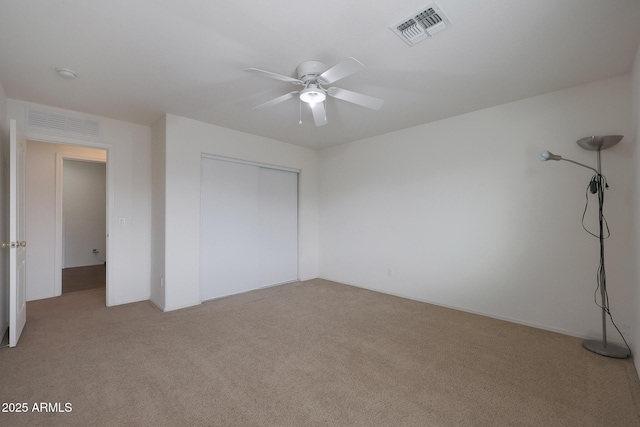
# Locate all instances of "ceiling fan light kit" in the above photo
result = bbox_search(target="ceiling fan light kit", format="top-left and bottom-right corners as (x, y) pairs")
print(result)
(245, 57), (383, 127)
(299, 85), (326, 105)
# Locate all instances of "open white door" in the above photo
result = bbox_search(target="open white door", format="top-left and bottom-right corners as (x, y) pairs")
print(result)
(8, 118), (27, 347)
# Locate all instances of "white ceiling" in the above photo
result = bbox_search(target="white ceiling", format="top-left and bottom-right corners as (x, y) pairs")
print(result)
(1, 0), (639, 149)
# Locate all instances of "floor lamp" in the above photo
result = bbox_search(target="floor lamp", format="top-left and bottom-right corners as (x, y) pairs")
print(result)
(540, 135), (629, 359)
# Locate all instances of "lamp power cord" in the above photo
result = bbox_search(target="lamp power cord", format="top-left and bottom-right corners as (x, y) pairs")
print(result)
(582, 173), (631, 354)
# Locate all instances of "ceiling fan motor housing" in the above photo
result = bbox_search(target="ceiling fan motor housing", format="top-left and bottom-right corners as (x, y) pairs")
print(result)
(296, 61), (328, 82)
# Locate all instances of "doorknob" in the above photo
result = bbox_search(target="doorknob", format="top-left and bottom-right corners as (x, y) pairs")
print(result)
(1, 242), (24, 248)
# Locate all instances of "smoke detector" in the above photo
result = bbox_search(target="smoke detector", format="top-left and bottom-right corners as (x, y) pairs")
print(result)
(390, 3), (453, 46)
(55, 67), (78, 79)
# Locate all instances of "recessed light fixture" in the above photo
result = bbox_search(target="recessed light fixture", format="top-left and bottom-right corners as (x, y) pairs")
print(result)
(55, 67), (77, 79)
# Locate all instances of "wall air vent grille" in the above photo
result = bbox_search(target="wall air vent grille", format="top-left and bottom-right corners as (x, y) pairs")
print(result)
(27, 108), (100, 138)
(390, 3), (452, 46)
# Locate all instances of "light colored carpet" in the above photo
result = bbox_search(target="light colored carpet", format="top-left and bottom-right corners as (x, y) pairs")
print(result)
(1, 279), (639, 426)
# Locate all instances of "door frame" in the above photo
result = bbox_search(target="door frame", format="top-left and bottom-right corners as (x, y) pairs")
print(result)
(55, 153), (107, 297)
(25, 132), (114, 306)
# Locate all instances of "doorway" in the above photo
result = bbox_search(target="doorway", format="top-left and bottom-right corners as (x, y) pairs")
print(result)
(60, 159), (107, 294)
(25, 140), (108, 302)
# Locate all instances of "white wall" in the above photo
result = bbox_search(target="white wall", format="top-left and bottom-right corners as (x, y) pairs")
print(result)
(631, 43), (640, 372)
(0, 79), (8, 337)
(25, 140), (106, 300)
(63, 160), (106, 268)
(161, 114), (319, 311)
(8, 100), (151, 306)
(150, 116), (166, 309)
(151, 116), (167, 310)
(319, 75), (634, 345)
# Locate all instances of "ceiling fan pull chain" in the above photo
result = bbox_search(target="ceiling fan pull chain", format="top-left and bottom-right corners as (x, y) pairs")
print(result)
(299, 99), (303, 125)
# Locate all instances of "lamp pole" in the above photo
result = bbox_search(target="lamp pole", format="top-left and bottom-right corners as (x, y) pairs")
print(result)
(581, 147), (628, 358)
(541, 136), (629, 359)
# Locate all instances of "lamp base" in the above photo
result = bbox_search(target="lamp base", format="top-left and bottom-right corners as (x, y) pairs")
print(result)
(582, 339), (629, 359)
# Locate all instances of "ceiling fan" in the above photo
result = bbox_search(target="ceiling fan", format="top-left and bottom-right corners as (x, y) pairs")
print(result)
(245, 57), (384, 127)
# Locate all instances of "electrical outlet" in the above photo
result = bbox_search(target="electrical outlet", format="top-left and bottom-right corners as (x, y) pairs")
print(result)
(92, 249), (99, 254)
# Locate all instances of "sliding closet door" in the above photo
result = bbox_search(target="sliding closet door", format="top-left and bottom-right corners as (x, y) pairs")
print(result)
(200, 159), (260, 300)
(259, 168), (298, 286)
(200, 157), (298, 301)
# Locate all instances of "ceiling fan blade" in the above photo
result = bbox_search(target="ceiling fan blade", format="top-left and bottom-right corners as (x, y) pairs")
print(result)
(327, 87), (384, 110)
(318, 57), (364, 84)
(310, 102), (328, 127)
(244, 68), (304, 85)
(253, 91), (299, 109)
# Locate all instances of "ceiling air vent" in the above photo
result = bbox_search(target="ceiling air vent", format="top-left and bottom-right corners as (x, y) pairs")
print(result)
(27, 107), (100, 138)
(390, 3), (452, 46)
